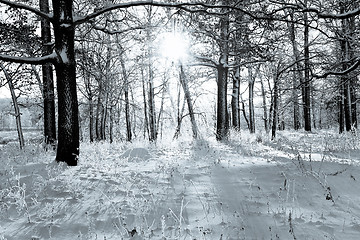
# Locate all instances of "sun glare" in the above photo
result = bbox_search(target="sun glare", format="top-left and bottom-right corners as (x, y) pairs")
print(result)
(160, 32), (189, 62)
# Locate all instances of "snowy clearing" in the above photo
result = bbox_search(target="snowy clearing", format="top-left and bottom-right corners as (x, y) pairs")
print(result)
(1, 130), (360, 239)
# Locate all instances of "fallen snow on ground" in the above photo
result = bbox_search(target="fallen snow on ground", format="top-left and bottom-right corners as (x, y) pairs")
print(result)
(1, 130), (360, 239)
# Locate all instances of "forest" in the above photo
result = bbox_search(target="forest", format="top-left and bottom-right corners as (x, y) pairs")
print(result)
(0, 0), (360, 239)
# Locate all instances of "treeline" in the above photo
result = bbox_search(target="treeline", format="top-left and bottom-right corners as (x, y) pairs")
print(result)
(0, 0), (359, 165)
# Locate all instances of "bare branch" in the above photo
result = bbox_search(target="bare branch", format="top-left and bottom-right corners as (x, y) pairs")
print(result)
(269, 0), (360, 19)
(193, 55), (217, 67)
(305, 7), (360, 19)
(315, 59), (360, 78)
(0, 0), (52, 21)
(74, 1), (251, 25)
(92, 24), (146, 35)
(0, 52), (57, 65)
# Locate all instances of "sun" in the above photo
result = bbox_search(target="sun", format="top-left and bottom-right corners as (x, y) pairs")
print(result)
(159, 32), (189, 62)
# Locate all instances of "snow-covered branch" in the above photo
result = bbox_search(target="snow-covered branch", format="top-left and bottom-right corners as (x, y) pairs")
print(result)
(269, 0), (360, 20)
(305, 7), (360, 19)
(0, 52), (57, 65)
(193, 55), (217, 67)
(315, 59), (360, 78)
(74, 1), (250, 25)
(0, 0), (52, 21)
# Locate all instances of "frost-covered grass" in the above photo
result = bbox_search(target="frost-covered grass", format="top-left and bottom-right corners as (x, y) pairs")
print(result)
(0, 129), (360, 239)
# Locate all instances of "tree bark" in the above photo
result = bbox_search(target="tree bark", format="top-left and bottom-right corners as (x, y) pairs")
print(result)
(271, 76), (279, 140)
(180, 64), (198, 139)
(339, 84), (345, 133)
(260, 77), (269, 133)
(119, 51), (132, 142)
(53, 0), (79, 166)
(148, 69), (157, 141)
(216, 5), (230, 141)
(231, 67), (240, 130)
(303, 0), (312, 132)
(141, 66), (149, 139)
(40, 0), (56, 147)
(248, 67), (256, 134)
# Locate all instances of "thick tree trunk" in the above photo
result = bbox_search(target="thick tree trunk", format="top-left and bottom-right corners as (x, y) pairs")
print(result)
(287, 10), (302, 130)
(53, 0), (79, 166)
(303, 1), (312, 132)
(180, 64), (198, 139)
(40, 0), (56, 147)
(216, 6), (230, 141)
(231, 68), (240, 130)
(216, 63), (229, 140)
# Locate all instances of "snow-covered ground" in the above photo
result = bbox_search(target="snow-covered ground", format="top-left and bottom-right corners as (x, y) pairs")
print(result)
(1, 130), (360, 239)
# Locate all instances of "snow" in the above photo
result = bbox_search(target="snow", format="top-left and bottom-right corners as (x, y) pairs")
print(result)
(1, 130), (360, 239)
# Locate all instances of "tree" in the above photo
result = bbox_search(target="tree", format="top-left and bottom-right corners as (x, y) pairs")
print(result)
(0, 63), (25, 149)
(303, 0), (312, 132)
(40, 0), (56, 147)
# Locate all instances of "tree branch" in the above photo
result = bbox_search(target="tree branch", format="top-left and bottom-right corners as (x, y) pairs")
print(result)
(0, 52), (57, 65)
(193, 55), (217, 67)
(0, 0), (52, 21)
(74, 1), (250, 25)
(315, 59), (360, 78)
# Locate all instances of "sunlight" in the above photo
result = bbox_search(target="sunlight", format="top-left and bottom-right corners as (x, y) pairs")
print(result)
(159, 32), (189, 62)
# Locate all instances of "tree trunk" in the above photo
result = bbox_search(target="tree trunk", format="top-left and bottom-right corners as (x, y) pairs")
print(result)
(180, 64), (198, 139)
(109, 106), (113, 143)
(339, 84), (345, 133)
(216, 7), (230, 141)
(260, 77), (269, 133)
(40, 0), (56, 147)
(120, 54), (132, 142)
(95, 83), (104, 140)
(303, 0), (312, 132)
(101, 92), (108, 140)
(292, 68), (301, 130)
(89, 95), (94, 142)
(173, 97), (186, 139)
(311, 85), (316, 129)
(141, 67), (149, 139)
(216, 63), (229, 140)
(231, 67), (240, 130)
(271, 76), (279, 140)
(148, 69), (157, 142)
(240, 95), (250, 130)
(340, 2), (353, 132)
(0, 64), (25, 149)
(248, 67), (255, 134)
(53, 0), (79, 166)
(287, 10), (303, 130)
